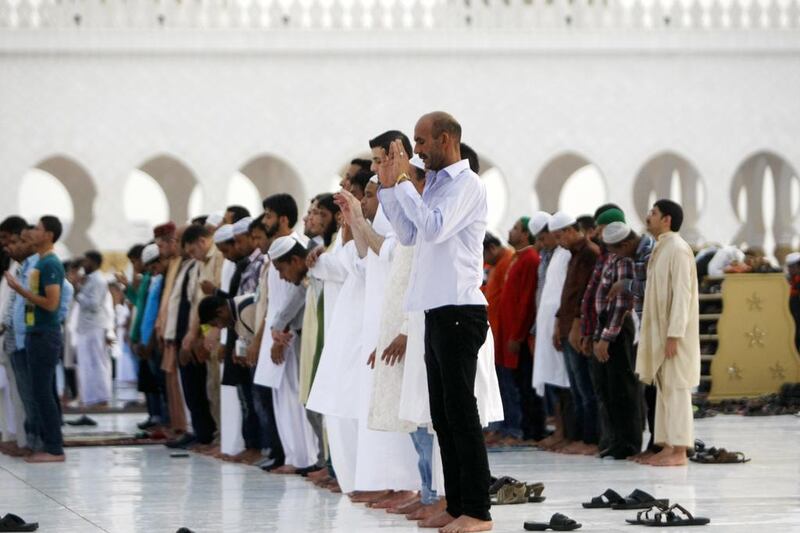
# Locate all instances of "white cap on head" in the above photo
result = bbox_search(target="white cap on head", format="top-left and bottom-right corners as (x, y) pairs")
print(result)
(213, 224), (234, 244)
(410, 155), (425, 171)
(142, 243), (160, 265)
(548, 211), (576, 232)
(232, 217), (253, 236)
(785, 252), (800, 266)
(528, 211), (552, 235)
(268, 235), (301, 262)
(603, 221), (632, 245)
(206, 212), (224, 228)
(369, 175), (379, 184)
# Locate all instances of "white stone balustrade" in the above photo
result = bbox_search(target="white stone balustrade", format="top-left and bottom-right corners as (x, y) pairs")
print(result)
(0, 0), (798, 30)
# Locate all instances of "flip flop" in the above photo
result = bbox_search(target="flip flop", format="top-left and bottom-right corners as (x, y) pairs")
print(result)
(641, 503), (710, 527)
(524, 513), (581, 531)
(0, 513), (38, 532)
(582, 488), (624, 508)
(690, 448), (750, 464)
(611, 489), (668, 510)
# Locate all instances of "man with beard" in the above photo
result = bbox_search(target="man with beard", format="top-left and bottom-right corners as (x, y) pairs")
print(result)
(254, 194), (319, 474)
(493, 218), (543, 446)
(377, 112), (493, 533)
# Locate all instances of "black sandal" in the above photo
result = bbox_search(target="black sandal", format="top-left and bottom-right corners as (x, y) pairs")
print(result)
(611, 489), (668, 510)
(0, 513), (38, 532)
(524, 513), (582, 531)
(582, 488), (624, 508)
(626, 502), (671, 525)
(642, 503), (710, 527)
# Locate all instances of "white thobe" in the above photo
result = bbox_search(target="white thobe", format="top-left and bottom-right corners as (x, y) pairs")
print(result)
(353, 208), (418, 492)
(532, 246), (572, 396)
(306, 237), (363, 492)
(76, 270), (113, 406)
(255, 242), (319, 469)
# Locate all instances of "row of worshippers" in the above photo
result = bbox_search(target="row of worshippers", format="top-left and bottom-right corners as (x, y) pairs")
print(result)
(91, 129), (504, 525)
(483, 200), (701, 467)
(0, 215), (138, 461)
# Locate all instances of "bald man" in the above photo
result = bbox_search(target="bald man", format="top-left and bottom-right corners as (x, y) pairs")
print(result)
(378, 112), (493, 533)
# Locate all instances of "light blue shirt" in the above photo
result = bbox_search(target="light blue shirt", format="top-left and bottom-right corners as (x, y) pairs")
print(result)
(139, 274), (163, 346)
(378, 159), (489, 312)
(10, 255), (37, 350)
(60, 279), (74, 323)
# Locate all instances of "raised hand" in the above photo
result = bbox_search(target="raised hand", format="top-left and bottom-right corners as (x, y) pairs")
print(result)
(377, 140), (413, 188)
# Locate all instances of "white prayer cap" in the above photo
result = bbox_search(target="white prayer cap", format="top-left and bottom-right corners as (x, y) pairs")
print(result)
(268, 235), (301, 262)
(786, 252), (800, 266)
(232, 217), (253, 236)
(213, 224), (234, 244)
(603, 221), (632, 245)
(142, 243), (160, 265)
(369, 174), (379, 184)
(528, 211), (552, 235)
(548, 211), (576, 232)
(206, 211), (224, 228)
(410, 155), (425, 170)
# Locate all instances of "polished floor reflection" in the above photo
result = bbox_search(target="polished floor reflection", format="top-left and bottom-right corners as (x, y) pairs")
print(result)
(0, 413), (798, 532)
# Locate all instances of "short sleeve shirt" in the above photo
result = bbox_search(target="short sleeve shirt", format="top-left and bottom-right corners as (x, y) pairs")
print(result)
(26, 253), (65, 331)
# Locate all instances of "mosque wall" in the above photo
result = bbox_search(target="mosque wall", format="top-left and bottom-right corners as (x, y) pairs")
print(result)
(1, 28), (799, 253)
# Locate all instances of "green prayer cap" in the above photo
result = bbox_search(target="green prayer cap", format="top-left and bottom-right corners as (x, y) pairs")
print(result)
(519, 216), (531, 231)
(596, 208), (625, 226)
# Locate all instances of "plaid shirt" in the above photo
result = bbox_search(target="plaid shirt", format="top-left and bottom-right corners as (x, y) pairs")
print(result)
(239, 249), (265, 296)
(594, 254), (635, 342)
(620, 234), (655, 321)
(580, 251), (610, 338)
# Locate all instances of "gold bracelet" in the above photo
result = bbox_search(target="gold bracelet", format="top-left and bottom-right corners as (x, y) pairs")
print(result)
(396, 172), (411, 185)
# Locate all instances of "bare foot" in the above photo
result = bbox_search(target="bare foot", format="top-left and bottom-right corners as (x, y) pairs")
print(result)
(24, 452), (65, 463)
(271, 464), (298, 474)
(580, 443), (599, 456)
(560, 441), (585, 455)
(551, 439), (572, 453)
(308, 468), (330, 481)
(387, 496), (422, 514)
(643, 446), (674, 465)
(441, 515), (493, 533)
(371, 490), (417, 509)
(313, 476), (334, 486)
(650, 448), (688, 467)
(630, 451), (654, 463)
(409, 499), (446, 520)
(350, 490), (391, 503)
(419, 510), (456, 529)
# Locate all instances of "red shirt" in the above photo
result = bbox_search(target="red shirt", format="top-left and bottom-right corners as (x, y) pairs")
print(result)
(496, 247), (540, 369)
(483, 247), (514, 339)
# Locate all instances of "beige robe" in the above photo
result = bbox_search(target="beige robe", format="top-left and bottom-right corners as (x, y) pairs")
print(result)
(635, 231), (701, 389)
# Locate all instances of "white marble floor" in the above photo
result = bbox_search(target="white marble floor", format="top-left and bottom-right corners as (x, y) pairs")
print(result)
(1, 413), (798, 533)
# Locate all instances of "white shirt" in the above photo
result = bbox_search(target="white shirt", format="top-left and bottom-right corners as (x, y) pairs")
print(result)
(378, 159), (488, 312)
(76, 270), (109, 332)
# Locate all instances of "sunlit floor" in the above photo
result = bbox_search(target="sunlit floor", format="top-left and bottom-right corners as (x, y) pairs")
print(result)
(0, 412), (798, 533)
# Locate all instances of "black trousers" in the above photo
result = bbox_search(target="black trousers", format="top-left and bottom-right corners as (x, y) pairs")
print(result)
(589, 357), (612, 451)
(593, 318), (642, 457)
(179, 360), (217, 444)
(424, 305), (491, 521)
(517, 345), (547, 441)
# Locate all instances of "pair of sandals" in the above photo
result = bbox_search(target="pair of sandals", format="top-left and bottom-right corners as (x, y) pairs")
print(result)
(582, 489), (667, 510)
(0, 513), (38, 532)
(489, 476), (545, 505)
(627, 502), (710, 527)
(691, 441), (750, 464)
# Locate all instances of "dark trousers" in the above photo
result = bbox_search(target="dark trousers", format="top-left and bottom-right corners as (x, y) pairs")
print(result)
(10, 348), (40, 450)
(589, 358), (612, 451)
(146, 351), (168, 424)
(593, 319), (642, 457)
(424, 305), (491, 521)
(495, 346), (546, 440)
(252, 380), (284, 465)
(644, 383), (658, 451)
(236, 380), (263, 450)
(179, 360), (216, 444)
(563, 339), (599, 445)
(26, 330), (64, 455)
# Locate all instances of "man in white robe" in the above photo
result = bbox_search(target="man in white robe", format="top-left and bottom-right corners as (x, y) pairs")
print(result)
(75, 251), (113, 407)
(254, 194), (319, 473)
(636, 200), (700, 467)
